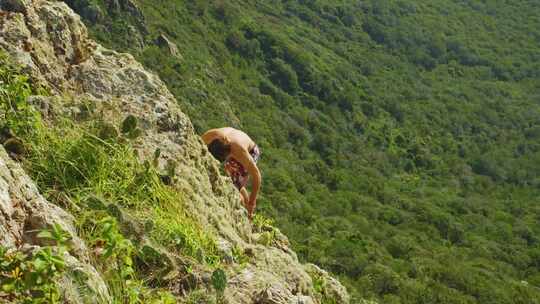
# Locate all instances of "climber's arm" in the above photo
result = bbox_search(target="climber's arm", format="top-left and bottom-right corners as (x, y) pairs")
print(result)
(233, 145), (261, 218)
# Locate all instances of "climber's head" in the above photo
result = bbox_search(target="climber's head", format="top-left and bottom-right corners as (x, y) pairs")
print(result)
(208, 139), (231, 162)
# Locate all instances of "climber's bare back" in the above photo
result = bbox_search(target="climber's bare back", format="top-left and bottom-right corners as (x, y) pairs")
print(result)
(204, 127), (256, 152)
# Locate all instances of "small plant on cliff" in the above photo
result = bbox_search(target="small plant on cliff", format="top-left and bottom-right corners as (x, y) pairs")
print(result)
(24, 117), (218, 262)
(0, 52), (41, 138)
(0, 247), (64, 303)
(91, 216), (142, 302)
(252, 213), (274, 232)
(0, 224), (70, 304)
(211, 268), (227, 303)
(310, 271), (340, 304)
(37, 223), (72, 251)
(252, 214), (278, 246)
(231, 245), (248, 265)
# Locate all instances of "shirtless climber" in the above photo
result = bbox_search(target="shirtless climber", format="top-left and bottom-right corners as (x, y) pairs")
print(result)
(202, 127), (261, 220)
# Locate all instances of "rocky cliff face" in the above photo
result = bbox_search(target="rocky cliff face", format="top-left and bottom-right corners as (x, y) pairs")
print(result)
(0, 1), (349, 303)
(0, 145), (112, 302)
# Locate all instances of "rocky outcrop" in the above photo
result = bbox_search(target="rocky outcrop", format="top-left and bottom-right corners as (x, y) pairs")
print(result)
(0, 147), (79, 252)
(0, 1), (350, 303)
(304, 264), (350, 304)
(0, 146), (111, 303)
(155, 33), (182, 59)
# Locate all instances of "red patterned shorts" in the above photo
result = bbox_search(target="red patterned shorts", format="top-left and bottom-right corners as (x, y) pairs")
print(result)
(224, 145), (260, 189)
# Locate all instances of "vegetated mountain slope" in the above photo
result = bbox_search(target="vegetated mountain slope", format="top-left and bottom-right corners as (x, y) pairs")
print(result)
(66, 0), (540, 303)
(0, 1), (350, 303)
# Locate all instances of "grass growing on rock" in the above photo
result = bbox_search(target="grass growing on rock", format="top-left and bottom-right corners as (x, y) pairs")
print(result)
(26, 118), (219, 263)
(1, 51), (219, 302)
(24, 117), (220, 302)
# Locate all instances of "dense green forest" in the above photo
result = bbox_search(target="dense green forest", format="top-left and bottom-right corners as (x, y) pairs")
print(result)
(65, 0), (540, 302)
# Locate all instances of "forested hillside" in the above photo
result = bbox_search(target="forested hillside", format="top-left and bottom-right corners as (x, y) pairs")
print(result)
(66, 0), (540, 302)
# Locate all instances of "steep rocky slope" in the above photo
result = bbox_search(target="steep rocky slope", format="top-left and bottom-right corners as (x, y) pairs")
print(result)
(0, 145), (112, 303)
(0, 0), (349, 303)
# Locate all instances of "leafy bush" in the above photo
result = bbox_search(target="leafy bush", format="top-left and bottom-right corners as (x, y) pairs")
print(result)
(0, 225), (69, 304)
(0, 52), (41, 137)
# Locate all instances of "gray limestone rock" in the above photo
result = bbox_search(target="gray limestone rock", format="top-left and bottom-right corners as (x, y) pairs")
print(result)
(0, 147), (111, 303)
(0, 147), (83, 255)
(61, 252), (111, 304)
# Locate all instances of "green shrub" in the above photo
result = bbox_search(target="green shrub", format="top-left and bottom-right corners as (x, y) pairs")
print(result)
(0, 52), (41, 137)
(0, 225), (70, 304)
